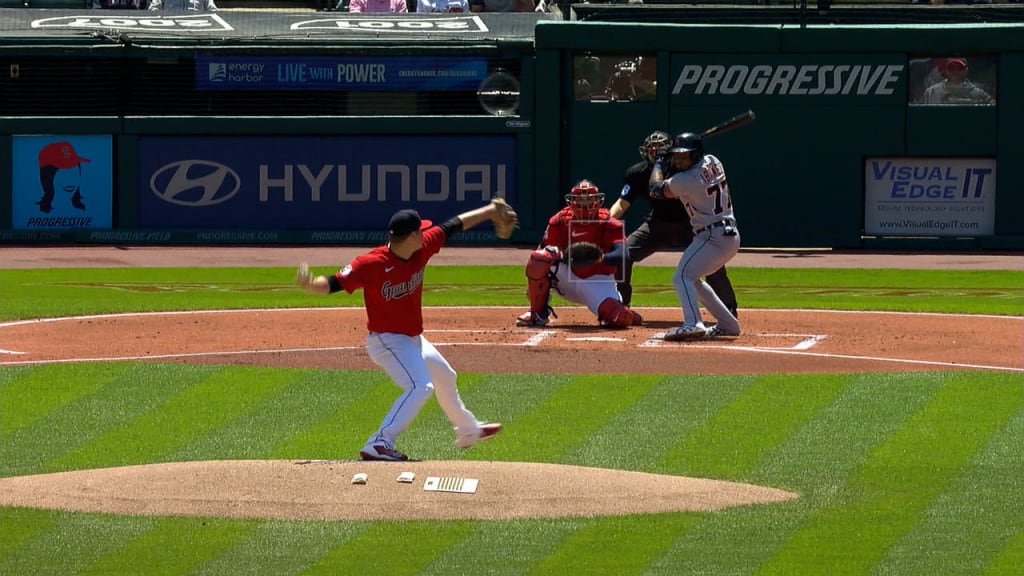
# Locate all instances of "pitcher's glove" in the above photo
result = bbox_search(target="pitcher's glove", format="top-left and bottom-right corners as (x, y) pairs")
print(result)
(566, 241), (603, 267)
(490, 197), (519, 240)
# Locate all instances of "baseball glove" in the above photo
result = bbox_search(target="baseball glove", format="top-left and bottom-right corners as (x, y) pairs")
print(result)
(490, 197), (519, 240)
(566, 241), (603, 267)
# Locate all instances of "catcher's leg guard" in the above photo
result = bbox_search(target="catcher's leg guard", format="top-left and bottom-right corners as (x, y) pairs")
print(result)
(524, 247), (559, 318)
(597, 298), (642, 328)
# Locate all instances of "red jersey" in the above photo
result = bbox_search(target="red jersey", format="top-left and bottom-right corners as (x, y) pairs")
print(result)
(334, 226), (445, 337)
(542, 207), (624, 278)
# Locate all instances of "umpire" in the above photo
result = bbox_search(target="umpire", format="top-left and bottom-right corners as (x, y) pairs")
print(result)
(609, 130), (739, 316)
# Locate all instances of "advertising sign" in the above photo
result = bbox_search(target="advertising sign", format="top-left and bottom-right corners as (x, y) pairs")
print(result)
(670, 54), (907, 105)
(137, 135), (516, 230)
(864, 157), (996, 236)
(11, 135), (113, 230)
(196, 55), (488, 91)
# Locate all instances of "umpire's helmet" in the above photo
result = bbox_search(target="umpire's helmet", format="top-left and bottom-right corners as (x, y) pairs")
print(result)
(669, 132), (704, 159)
(639, 130), (671, 163)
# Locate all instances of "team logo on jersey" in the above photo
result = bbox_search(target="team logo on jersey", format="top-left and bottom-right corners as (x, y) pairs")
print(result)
(341, 265), (353, 277)
(381, 269), (424, 301)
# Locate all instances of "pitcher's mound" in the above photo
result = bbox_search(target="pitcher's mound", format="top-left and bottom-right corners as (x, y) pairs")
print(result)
(0, 460), (797, 520)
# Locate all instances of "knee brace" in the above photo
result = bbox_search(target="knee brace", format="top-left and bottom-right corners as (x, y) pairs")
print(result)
(598, 297), (641, 328)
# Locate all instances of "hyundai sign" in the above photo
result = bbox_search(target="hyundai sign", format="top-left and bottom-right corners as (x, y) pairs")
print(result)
(137, 135), (517, 230)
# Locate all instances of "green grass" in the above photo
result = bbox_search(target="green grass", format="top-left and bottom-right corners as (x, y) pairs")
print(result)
(1, 266), (1021, 320)
(1, 265), (1022, 575)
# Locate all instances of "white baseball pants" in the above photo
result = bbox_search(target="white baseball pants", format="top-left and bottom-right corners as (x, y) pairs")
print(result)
(672, 227), (741, 333)
(363, 332), (479, 450)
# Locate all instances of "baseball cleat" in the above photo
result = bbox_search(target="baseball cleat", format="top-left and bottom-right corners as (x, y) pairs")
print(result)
(515, 311), (550, 327)
(630, 310), (644, 326)
(455, 422), (503, 449)
(359, 444), (409, 461)
(663, 324), (708, 342)
(705, 324), (740, 338)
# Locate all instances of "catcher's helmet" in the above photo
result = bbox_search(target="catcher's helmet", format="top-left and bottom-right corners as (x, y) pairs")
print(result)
(639, 130), (671, 163)
(566, 179), (604, 220)
(669, 132), (705, 159)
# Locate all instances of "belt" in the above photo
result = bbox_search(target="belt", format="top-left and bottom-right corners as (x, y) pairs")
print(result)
(695, 220), (734, 234)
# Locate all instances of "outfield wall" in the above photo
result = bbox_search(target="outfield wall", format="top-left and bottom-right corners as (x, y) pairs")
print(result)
(0, 12), (1021, 250)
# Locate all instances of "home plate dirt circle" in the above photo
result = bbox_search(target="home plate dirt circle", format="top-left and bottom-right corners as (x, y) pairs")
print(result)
(0, 460), (797, 521)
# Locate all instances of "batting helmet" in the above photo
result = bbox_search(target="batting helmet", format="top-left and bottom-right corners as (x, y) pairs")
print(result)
(639, 130), (671, 163)
(566, 179), (603, 220)
(669, 132), (704, 159)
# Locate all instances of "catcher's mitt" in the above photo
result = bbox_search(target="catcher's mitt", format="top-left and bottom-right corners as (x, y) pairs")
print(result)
(566, 241), (603, 267)
(490, 197), (519, 240)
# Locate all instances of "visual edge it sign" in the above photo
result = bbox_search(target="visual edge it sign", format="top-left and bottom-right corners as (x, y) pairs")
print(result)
(863, 157), (996, 237)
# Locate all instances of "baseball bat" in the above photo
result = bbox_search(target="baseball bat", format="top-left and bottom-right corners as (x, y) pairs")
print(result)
(700, 110), (755, 139)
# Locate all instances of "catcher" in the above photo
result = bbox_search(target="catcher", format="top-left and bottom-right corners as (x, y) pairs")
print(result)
(515, 179), (643, 329)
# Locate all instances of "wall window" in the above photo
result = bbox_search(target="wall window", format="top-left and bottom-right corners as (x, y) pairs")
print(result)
(573, 53), (656, 102)
(909, 55), (996, 106)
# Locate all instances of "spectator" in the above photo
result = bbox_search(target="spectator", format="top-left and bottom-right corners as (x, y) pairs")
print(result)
(919, 58), (995, 105)
(469, 0), (534, 12)
(148, 0), (216, 10)
(346, 0), (407, 11)
(93, 0), (145, 8)
(417, 0), (467, 11)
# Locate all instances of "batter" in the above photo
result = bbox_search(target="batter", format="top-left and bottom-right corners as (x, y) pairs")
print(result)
(649, 132), (742, 341)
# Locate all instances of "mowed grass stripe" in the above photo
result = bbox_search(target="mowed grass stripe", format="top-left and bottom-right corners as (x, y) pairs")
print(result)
(500, 375), (662, 463)
(47, 366), (298, 470)
(571, 375), (755, 473)
(0, 512), (158, 575)
(525, 514), (702, 576)
(0, 507), (58, 563)
(78, 516), (257, 576)
(661, 374), (850, 479)
(875, 377), (1024, 575)
(170, 369), (377, 461)
(417, 519), (589, 576)
(0, 363), (135, 442)
(270, 372), (406, 459)
(649, 374), (945, 575)
(193, 519), (370, 576)
(983, 531), (1024, 576)
(1, 363), (215, 476)
(303, 520), (476, 575)
(760, 374), (1024, 575)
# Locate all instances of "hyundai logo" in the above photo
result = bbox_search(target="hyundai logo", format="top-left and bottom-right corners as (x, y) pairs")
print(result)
(150, 160), (240, 207)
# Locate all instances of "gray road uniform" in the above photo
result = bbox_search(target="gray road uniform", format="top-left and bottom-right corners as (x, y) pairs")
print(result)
(655, 152), (741, 337)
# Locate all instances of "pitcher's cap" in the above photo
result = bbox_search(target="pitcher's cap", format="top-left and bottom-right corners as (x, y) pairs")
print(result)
(388, 209), (432, 236)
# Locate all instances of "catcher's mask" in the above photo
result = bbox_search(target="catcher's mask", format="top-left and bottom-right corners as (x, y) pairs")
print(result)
(566, 179), (604, 220)
(639, 130), (671, 164)
(668, 132), (704, 171)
